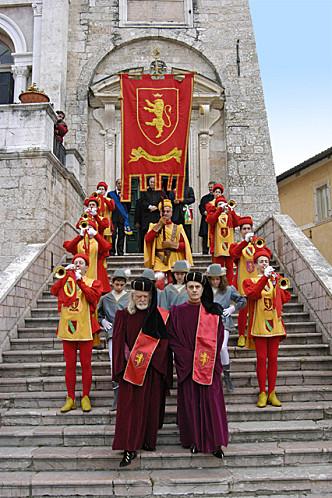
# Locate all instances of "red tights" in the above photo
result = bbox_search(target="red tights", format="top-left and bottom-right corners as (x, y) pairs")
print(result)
(237, 305), (248, 337)
(212, 255), (234, 285)
(62, 340), (93, 399)
(254, 336), (281, 394)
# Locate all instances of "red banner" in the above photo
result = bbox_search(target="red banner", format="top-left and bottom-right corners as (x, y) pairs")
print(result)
(120, 73), (194, 201)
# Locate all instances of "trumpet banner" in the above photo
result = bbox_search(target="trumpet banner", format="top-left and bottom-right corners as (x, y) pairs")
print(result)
(120, 73), (194, 201)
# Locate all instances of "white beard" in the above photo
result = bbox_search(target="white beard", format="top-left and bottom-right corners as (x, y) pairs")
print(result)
(136, 303), (149, 311)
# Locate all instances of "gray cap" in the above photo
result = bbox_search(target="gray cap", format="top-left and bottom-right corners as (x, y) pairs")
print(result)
(206, 264), (226, 277)
(141, 268), (156, 281)
(112, 269), (128, 281)
(172, 260), (190, 273)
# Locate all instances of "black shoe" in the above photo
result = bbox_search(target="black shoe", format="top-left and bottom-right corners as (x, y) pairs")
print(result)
(119, 450), (137, 467)
(190, 444), (198, 454)
(142, 443), (155, 451)
(212, 449), (224, 459)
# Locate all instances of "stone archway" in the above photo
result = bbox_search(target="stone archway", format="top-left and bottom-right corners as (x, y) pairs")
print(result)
(88, 40), (225, 252)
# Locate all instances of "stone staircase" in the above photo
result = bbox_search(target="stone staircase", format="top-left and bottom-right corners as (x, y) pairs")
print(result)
(0, 254), (332, 497)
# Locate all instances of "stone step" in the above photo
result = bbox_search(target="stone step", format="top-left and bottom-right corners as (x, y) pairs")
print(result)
(1, 355), (332, 377)
(1, 369), (332, 394)
(0, 434), (331, 473)
(19, 319), (318, 335)
(11, 331), (324, 352)
(2, 385), (332, 410)
(0, 464), (332, 498)
(3, 343), (329, 364)
(0, 400), (331, 437)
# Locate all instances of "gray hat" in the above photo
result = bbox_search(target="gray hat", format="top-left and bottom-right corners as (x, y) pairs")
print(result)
(112, 269), (128, 281)
(172, 260), (190, 273)
(206, 264), (226, 277)
(141, 268), (156, 281)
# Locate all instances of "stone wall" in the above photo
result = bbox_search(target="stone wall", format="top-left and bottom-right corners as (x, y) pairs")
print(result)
(257, 214), (332, 351)
(63, 0), (279, 223)
(0, 222), (77, 360)
(0, 104), (85, 270)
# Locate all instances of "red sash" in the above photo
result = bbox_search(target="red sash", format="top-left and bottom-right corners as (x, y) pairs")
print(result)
(123, 332), (160, 386)
(192, 306), (219, 385)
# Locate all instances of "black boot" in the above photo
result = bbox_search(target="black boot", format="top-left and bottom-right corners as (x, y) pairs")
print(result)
(111, 382), (119, 411)
(212, 448), (224, 459)
(223, 364), (234, 392)
(119, 450), (137, 467)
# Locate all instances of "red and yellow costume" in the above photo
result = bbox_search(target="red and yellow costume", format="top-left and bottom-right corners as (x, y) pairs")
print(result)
(144, 199), (193, 273)
(229, 216), (257, 339)
(63, 219), (111, 294)
(206, 192), (241, 284)
(51, 254), (103, 401)
(95, 182), (115, 242)
(243, 248), (291, 400)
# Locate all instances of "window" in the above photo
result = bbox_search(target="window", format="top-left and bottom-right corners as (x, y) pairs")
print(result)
(0, 39), (14, 104)
(119, 0), (193, 27)
(315, 184), (330, 222)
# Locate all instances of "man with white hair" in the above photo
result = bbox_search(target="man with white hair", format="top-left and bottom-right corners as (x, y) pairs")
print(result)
(112, 277), (171, 467)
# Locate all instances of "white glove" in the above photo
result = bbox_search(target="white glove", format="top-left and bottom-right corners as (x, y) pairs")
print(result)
(223, 305), (235, 317)
(80, 228), (86, 237)
(75, 270), (82, 280)
(264, 266), (274, 277)
(217, 202), (228, 210)
(101, 319), (112, 331)
(65, 264), (76, 271)
(245, 232), (254, 243)
(87, 226), (97, 237)
(96, 189), (102, 195)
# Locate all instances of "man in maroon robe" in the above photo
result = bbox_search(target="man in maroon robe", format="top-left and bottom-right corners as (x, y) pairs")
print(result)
(112, 277), (171, 467)
(167, 271), (229, 458)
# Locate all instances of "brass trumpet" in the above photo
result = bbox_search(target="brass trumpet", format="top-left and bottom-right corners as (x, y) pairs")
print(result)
(54, 265), (66, 279)
(80, 220), (89, 229)
(254, 236), (266, 249)
(81, 213), (90, 220)
(228, 199), (237, 209)
(278, 276), (290, 290)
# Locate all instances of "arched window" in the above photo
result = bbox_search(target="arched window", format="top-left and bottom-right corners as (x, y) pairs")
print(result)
(0, 38), (14, 104)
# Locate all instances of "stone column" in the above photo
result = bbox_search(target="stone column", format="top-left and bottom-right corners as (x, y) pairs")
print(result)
(32, 0), (43, 85)
(11, 65), (29, 102)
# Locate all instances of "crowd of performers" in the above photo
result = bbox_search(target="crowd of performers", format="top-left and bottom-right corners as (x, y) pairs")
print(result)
(51, 179), (291, 467)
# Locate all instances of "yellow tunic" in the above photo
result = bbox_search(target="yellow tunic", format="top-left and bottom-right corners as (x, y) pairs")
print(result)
(77, 235), (98, 280)
(237, 243), (258, 295)
(144, 222), (193, 272)
(207, 200), (234, 257)
(57, 276), (94, 341)
(251, 279), (285, 338)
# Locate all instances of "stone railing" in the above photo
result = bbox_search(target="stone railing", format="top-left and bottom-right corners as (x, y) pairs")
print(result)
(256, 214), (332, 351)
(0, 222), (77, 360)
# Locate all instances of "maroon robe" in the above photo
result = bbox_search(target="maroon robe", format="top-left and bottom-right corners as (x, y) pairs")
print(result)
(112, 308), (171, 451)
(167, 302), (229, 453)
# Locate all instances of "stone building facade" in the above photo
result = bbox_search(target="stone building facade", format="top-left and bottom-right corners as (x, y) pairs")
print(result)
(0, 0), (279, 259)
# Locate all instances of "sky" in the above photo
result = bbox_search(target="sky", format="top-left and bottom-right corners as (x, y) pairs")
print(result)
(249, 0), (332, 175)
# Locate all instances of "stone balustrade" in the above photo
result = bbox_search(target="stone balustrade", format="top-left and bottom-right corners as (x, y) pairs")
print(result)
(0, 222), (77, 360)
(256, 214), (332, 351)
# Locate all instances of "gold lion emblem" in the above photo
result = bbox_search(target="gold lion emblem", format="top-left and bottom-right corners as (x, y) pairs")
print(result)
(199, 351), (209, 367)
(135, 352), (145, 367)
(144, 96), (172, 138)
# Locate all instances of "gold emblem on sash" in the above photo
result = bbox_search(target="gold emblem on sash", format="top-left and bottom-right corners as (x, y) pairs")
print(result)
(135, 352), (145, 367)
(199, 351), (209, 367)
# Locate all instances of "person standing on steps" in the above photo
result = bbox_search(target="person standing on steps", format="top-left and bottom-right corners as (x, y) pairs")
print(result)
(112, 277), (172, 467)
(206, 264), (246, 393)
(198, 181), (215, 254)
(229, 216), (258, 348)
(158, 260), (190, 310)
(50, 254), (102, 413)
(140, 176), (165, 247)
(98, 269), (130, 411)
(107, 178), (132, 256)
(243, 247), (291, 408)
(167, 272), (229, 459)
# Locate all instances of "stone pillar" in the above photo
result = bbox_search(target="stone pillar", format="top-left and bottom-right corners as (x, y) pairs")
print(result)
(39, 0), (70, 109)
(32, 0), (43, 85)
(11, 65), (29, 102)
(92, 104), (117, 188)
